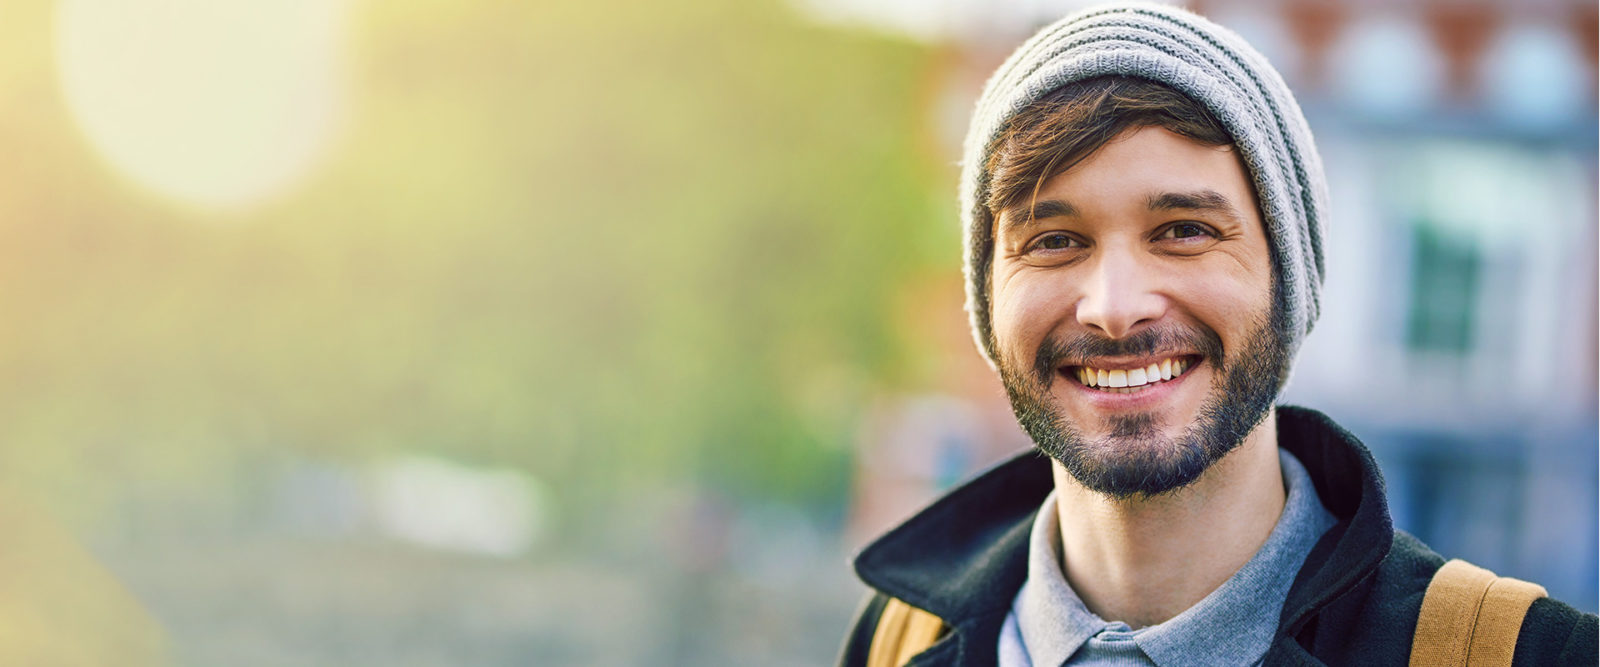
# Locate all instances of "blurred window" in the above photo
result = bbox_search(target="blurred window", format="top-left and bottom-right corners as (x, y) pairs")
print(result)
(1404, 220), (1480, 354)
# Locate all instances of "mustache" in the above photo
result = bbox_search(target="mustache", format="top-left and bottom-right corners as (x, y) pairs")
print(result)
(1032, 324), (1224, 386)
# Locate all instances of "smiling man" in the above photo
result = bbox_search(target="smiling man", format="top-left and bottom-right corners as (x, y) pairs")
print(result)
(838, 4), (1596, 666)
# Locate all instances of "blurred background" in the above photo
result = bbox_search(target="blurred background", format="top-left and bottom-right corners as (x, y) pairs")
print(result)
(0, 0), (1592, 664)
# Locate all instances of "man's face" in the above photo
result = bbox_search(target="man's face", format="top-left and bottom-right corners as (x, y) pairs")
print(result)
(989, 126), (1284, 499)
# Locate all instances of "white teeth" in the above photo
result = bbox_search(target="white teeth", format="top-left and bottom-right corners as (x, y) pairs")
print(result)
(1075, 357), (1193, 390)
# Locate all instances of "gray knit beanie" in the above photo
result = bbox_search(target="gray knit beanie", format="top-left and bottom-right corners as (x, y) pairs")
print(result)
(961, 2), (1328, 369)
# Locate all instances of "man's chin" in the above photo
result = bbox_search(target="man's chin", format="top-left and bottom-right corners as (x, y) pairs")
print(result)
(1013, 379), (1269, 499)
(1035, 428), (1220, 500)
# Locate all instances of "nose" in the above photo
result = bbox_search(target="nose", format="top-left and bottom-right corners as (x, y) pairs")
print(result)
(1075, 248), (1167, 339)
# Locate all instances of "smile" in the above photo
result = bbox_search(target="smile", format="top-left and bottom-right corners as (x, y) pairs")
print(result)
(1067, 356), (1196, 394)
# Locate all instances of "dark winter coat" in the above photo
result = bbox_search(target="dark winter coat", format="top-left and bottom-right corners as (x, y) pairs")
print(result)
(838, 406), (1597, 666)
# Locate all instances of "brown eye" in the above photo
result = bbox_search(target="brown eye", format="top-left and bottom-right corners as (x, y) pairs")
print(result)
(1158, 222), (1215, 240)
(1034, 233), (1081, 251)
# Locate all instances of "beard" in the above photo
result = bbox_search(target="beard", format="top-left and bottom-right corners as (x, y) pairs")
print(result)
(997, 303), (1289, 500)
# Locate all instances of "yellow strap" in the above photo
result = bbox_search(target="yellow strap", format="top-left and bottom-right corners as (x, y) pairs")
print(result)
(866, 598), (946, 667)
(1409, 559), (1547, 667)
(1466, 576), (1547, 667)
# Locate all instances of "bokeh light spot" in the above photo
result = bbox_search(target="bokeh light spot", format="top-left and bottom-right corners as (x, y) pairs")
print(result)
(55, 0), (351, 209)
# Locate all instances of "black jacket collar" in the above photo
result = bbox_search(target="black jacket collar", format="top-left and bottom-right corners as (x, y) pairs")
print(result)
(1272, 406), (1393, 635)
(851, 406), (1394, 659)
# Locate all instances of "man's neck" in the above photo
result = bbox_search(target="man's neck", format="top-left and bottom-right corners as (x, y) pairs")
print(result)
(1050, 409), (1286, 629)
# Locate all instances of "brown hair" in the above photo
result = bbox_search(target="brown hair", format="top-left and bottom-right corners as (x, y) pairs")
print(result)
(983, 76), (1234, 221)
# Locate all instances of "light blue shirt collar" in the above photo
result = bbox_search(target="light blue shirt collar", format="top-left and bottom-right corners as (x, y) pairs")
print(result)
(999, 448), (1337, 667)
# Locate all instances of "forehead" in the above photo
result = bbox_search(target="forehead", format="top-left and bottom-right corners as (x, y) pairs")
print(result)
(1052, 127), (1250, 206)
(996, 127), (1262, 233)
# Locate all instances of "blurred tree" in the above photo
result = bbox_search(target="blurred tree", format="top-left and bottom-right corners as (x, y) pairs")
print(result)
(0, 0), (954, 529)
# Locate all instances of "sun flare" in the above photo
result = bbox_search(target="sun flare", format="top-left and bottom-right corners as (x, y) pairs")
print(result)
(55, 0), (352, 209)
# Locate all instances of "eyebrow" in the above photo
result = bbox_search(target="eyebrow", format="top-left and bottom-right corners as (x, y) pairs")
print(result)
(998, 188), (1245, 234)
(1146, 189), (1245, 223)
(999, 199), (1078, 233)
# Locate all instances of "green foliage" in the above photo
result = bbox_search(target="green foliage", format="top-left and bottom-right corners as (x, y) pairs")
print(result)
(0, 0), (953, 522)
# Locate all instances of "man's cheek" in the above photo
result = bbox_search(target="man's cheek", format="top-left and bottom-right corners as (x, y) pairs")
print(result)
(994, 288), (1062, 352)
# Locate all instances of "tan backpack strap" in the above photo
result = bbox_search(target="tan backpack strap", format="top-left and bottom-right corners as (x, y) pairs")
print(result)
(1409, 559), (1548, 667)
(866, 597), (946, 667)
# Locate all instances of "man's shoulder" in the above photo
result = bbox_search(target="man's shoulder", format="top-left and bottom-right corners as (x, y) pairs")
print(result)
(1516, 596), (1599, 666)
(839, 450), (1050, 667)
(1274, 409), (1598, 664)
(1300, 530), (1597, 665)
(1379, 533), (1598, 666)
(850, 449), (1048, 615)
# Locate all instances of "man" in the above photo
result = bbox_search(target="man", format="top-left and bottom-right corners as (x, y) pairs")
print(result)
(838, 4), (1597, 666)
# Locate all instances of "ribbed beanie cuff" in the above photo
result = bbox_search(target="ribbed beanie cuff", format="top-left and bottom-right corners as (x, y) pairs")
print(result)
(961, 2), (1328, 369)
